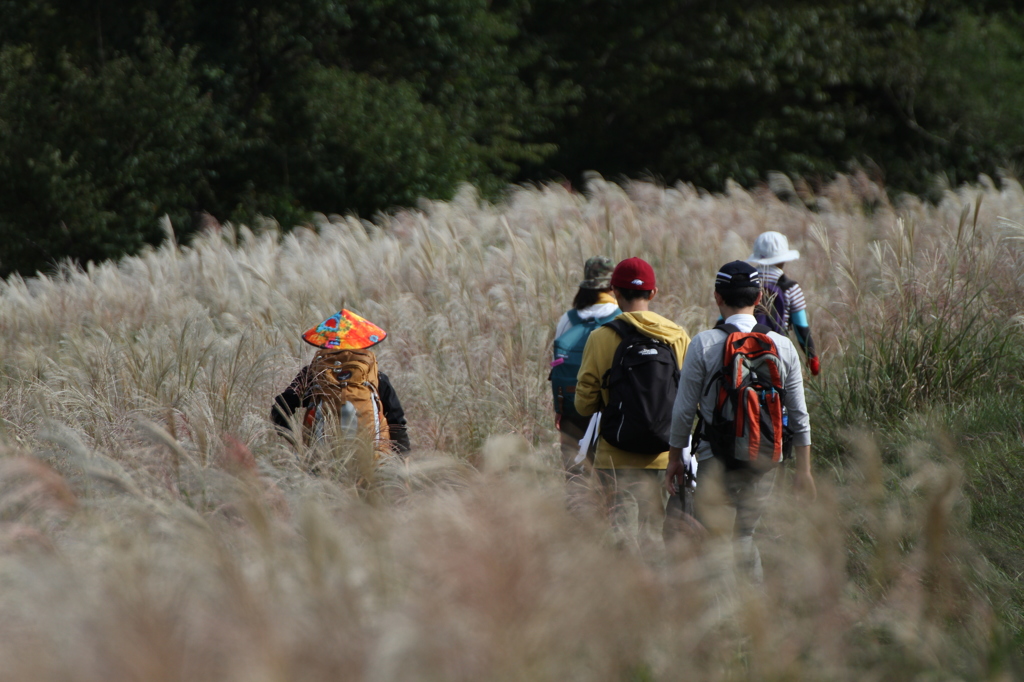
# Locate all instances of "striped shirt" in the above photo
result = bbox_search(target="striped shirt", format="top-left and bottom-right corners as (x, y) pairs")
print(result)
(760, 265), (806, 330)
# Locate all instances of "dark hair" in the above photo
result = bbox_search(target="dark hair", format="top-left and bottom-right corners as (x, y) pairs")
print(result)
(613, 287), (654, 302)
(572, 287), (610, 310)
(719, 287), (761, 308)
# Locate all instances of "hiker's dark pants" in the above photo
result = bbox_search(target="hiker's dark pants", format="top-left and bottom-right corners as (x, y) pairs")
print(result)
(596, 468), (669, 560)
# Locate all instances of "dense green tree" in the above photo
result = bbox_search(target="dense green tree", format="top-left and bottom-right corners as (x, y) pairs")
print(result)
(516, 0), (1024, 193)
(0, 36), (215, 276)
(911, 10), (1024, 187)
(181, 0), (569, 220)
(0, 0), (568, 274)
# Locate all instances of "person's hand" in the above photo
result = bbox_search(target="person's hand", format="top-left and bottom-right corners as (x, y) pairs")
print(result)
(554, 414), (561, 430)
(809, 356), (820, 376)
(794, 469), (817, 501)
(665, 448), (697, 493)
(665, 457), (683, 494)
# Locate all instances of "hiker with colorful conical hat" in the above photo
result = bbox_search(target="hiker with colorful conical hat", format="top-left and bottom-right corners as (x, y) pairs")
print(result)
(748, 231), (820, 376)
(270, 310), (410, 455)
(550, 256), (621, 473)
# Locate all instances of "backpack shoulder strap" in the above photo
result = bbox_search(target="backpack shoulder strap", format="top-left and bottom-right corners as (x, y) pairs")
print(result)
(700, 323), (739, 397)
(752, 323), (772, 334)
(566, 309), (582, 326)
(777, 273), (797, 291)
(600, 318), (644, 389)
(595, 309), (622, 326)
(602, 317), (635, 339)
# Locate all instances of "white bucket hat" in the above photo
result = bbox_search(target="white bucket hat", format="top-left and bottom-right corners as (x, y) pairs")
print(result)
(749, 231), (800, 266)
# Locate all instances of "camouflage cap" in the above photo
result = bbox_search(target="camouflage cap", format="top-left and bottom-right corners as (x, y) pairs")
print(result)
(579, 256), (614, 290)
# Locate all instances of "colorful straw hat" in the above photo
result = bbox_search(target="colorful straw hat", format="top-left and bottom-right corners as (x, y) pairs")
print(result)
(302, 309), (387, 350)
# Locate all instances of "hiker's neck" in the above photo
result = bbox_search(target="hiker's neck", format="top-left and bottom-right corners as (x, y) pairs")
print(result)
(614, 288), (656, 313)
(718, 304), (756, 319)
(621, 300), (651, 313)
(714, 290), (758, 320)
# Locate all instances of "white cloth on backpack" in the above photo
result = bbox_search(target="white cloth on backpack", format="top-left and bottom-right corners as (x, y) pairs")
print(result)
(575, 412), (602, 465)
(554, 302), (621, 338)
(680, 442), (697, 488)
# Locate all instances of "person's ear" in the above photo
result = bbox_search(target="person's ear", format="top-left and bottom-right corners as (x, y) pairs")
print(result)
(714, 291), (724, 307)
(648, 286), (658, 302)
(754, 291), (763, 306)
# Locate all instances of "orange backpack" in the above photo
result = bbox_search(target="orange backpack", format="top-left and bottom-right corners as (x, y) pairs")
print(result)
(698, 323), (789, 468)
(303, 348), (391, 453)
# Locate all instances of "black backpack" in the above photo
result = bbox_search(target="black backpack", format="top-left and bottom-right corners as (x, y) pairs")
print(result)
(599, 319), (680, 455)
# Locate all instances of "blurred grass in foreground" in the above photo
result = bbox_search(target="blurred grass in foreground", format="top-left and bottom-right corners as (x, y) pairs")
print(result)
(0, 173), (1021, 679)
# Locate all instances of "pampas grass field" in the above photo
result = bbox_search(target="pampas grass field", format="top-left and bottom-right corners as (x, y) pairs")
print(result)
(0, 172), (1022, 680)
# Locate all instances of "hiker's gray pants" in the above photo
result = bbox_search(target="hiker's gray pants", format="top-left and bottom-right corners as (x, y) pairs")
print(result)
(696, 457), (777, 582)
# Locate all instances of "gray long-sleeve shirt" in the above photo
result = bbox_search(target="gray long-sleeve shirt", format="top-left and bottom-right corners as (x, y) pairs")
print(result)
(669, 314), (811, 460)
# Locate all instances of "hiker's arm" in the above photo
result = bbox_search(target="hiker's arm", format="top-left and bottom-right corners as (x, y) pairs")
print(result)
(666, 342), (705, 492)
(574, 328), (615, 417)
(790, 309), (817, 363)
(666, 446), (684, 493)
(669, 341), (704, 451)
(792, 444), (816, 499)
(786, 282), (818, 368)
(270, 389), (301, 429)
(782, 344), (811, 449)
(782, 343), (815, 497)
(270, 367), (310, 429)
(378, 372), (411, 454)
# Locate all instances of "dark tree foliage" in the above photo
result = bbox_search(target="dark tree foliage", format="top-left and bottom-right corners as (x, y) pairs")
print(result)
(0, 0), (1022, 275)
(516, 0), (1024, 194)
(0, 0), (566, 275)
(0, 36), (215, 275)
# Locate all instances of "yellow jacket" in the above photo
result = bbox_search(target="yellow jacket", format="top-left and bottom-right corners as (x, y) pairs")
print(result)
(574, 311), (690, 469)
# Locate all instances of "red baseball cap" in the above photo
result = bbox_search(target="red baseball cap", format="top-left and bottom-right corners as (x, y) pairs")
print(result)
(610, 257), (656, 291)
